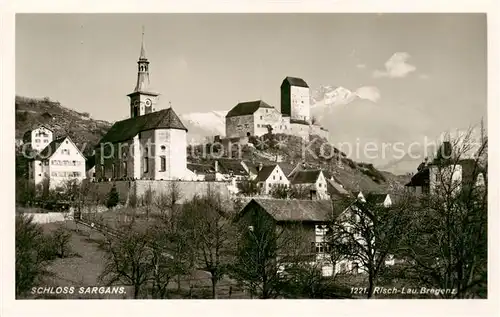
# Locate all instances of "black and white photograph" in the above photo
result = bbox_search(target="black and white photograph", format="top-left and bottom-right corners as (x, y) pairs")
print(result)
(1, 1), (499, 316)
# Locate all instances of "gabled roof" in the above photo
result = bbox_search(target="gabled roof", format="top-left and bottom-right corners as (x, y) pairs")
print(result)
(226, 100), (274, 118)
(291, 170), (323, 184)
(187, 163), (214, 174)
(242, 161), (258, 175)
(365, 193), (388, 204)
(35, 136), (85, 161)
(327, 179), (350, 197)
(405, 168), (430, 187)
(243, 199), (338, 222)
(98, 108), (187, 144)
(86, 155), (96, 171)
(281, 76), (309, 88)
(216, 159), (248, 176)
(256, 165), (278, 182)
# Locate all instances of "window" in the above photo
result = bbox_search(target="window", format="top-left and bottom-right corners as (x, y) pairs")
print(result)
(111, 164), (115, 178)
(101, 165), (105, 176)
(273, 176), (276, 180)
(280, 176), (282, 180)
(160, 145), (166, 151)
(260, 116), (263, 120)
(44, 139), (48, 143)
(318, 183), (322, 188)
(160, 156), (166, 172)
(35, 139), (40, 143)
(266, 109), (268, 113)
(143, 157), (149, 173)
(257, 124), (260, 128)
(122, 161), (127, 177)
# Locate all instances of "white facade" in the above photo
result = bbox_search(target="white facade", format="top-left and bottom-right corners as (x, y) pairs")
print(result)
(26, 126), (53, 152)
(290, 86), (311, 124)
(29, 137), (86, 189)
(429, 164), (463, 195)
(258, 165), (290, 195)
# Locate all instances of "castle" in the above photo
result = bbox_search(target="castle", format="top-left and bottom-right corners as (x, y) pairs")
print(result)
(225, 77), (329, 141)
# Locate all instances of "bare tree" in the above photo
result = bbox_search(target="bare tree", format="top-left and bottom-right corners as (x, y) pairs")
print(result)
(398, 129), (488, 298)
(326, 195), (410, 298)
(142, 184), (155, 219)
(230, 208), (311, 299)
(99, 222), (153, 299)
(182, 187), (236, 298)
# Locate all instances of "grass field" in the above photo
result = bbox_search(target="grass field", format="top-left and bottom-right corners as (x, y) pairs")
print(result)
(37, 220), (248, 299)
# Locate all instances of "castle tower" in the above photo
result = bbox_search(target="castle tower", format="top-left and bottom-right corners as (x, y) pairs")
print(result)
(280, 76), (311, 124)
(127, 27), (160, 118)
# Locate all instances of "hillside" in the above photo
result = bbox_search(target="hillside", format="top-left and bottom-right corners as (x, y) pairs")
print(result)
(188, 133), (409, 194)
(15, 96), (408, 193)
(15, 96), (112, 156)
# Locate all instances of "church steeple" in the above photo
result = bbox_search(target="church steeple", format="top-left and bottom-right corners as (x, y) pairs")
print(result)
(139, 26), (147, 61)
(134, 26), (150, 92)
(127, 26), (160, 119)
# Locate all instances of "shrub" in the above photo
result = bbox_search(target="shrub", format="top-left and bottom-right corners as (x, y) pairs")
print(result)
(106, 185), (120, 209)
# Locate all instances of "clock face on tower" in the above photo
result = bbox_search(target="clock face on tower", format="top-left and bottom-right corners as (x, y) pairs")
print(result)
(133, 100), (139, 106)
(145, 99), (152, 107)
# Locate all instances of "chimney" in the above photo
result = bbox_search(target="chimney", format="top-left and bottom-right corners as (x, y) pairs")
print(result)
(214, 161), (219, 173)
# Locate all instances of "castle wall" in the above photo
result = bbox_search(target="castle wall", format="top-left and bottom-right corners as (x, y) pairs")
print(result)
(290, 122), (310, 141)
(226, 115), (254, 138)
(253, 107), (282, 136)
(310, 125), (330, 141)
(290, 86), (311, 124)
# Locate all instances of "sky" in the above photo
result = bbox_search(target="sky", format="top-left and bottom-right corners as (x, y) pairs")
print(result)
(16, 13), (487, 165)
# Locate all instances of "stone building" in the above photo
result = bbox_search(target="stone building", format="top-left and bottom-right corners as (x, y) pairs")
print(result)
(94, 31), (194, 181)
(225, 76), (329, 141)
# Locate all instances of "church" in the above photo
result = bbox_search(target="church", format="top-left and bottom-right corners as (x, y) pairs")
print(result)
(95, 32), (194, 181)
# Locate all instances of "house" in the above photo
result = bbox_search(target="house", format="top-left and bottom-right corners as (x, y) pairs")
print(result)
(405, 141), (486, 195)
(23, 125), (54, 153)
(254, 164), (290, 195)
(365, 193), (392, 207)
(187, 162), (214, 181)
(237, 198), (343, 277)
(94, 34), (194, 181)
(29, 136), (86, 189)
(290, 169), (329, 200)
(210, 159), (251, 182)
(353, 191), (366, 202)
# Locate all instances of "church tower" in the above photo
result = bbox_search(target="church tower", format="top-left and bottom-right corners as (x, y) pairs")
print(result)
(127, 27), (160, 118)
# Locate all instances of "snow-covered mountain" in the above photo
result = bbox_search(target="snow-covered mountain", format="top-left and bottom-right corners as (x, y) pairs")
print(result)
(180, 110), (228, 144)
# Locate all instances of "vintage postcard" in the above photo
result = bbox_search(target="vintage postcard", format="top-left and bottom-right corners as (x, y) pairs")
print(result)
(1, 1), (498, 317)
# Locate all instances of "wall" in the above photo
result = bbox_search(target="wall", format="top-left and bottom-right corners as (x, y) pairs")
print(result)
(290, 86), (310, 124)
(429, 164), (463, 195)
(130, 93), (159, 118)
(30, 127), (53, 152)
(26, 211), (73, 224)
(309, 125), (329, 141)
(226, 115), (254, 138)
(290, 123), (310, 141)
(154, 129), (188, 180)
(263, 165), (290, 195)
(253, 107), (282, 136)
(88, 180), (231, 205)
(47, 138), (86, 188)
